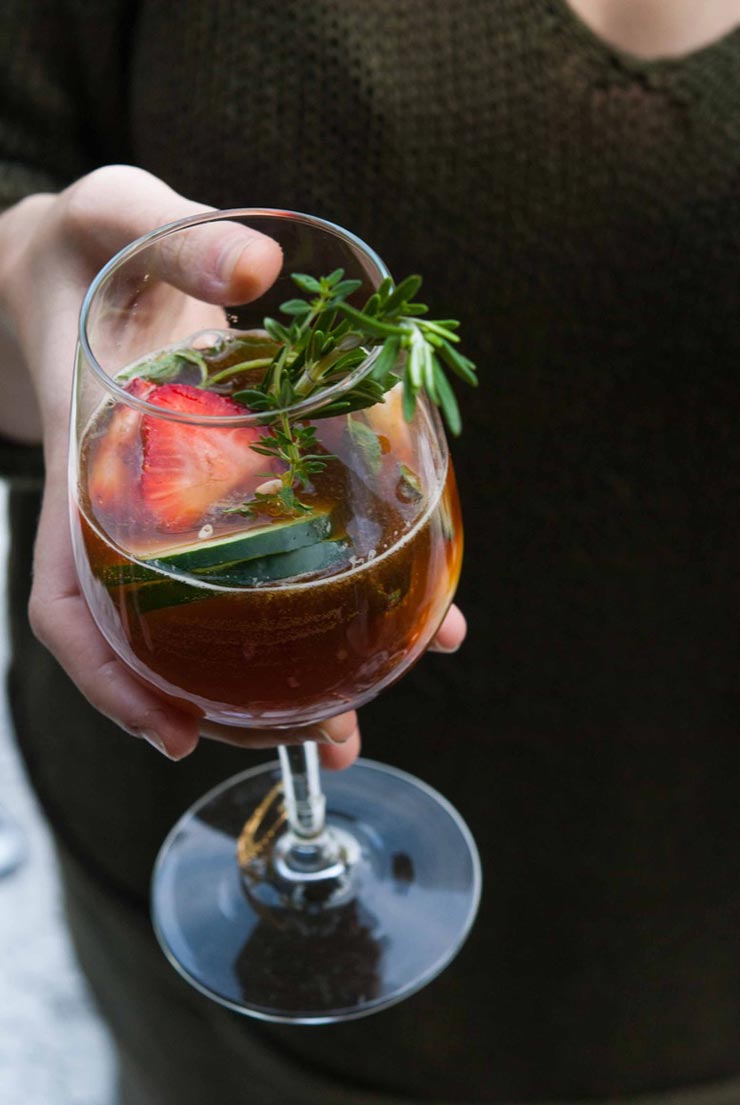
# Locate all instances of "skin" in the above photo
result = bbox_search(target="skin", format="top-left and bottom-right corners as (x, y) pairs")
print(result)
(0, 166), (467, 769)
(565, 0), (740, 59)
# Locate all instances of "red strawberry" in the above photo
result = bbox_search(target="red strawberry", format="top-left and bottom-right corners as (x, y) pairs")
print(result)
(87, 377), (155, 521)
(141, 383), (265, 531)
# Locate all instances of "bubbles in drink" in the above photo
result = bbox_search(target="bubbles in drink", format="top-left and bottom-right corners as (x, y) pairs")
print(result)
(73, 332), (462, 726)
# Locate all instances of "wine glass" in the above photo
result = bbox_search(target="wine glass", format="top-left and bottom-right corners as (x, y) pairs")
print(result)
(70, 209), (480, 1022)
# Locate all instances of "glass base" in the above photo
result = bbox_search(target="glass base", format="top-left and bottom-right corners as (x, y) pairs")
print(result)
(151, 758), (481, 1024)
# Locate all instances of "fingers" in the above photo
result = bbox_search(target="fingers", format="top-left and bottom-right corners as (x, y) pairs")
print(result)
(31, 471), (363, 765)
(199, 710), (361, 771)
(29, 582), (201, 761)
(31, 454), (363, 765)
(428, 603), (467, 653)
(29, 471), (201, 759)
(59, 165), (283, 305)
(144, 215), (283, 306)
(1, 167), (284, 450)
(318, 716), (361, 771)
(30, 468), (363, 768)
(31, 495), (364, 766)
(58, 166), (208, 261)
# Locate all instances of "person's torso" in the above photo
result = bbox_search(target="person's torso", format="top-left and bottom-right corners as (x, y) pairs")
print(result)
(10, 1), (740, 1099)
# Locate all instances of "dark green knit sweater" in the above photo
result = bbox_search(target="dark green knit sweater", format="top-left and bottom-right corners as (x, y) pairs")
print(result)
(2, 1), (740, 1101)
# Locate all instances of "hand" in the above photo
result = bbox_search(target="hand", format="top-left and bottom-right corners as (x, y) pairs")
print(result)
(0, 165), (467, 768)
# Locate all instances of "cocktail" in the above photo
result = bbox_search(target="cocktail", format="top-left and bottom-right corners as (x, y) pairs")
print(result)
(70, 210), (480, 1022)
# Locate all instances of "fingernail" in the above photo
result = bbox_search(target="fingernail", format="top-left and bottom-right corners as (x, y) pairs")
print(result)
(139, 729), (177, 759)
(222, 238), (245, 270)
(219, 237), (255, 290)
(315, 726), (350, 746)
(430, 642), (461, 655)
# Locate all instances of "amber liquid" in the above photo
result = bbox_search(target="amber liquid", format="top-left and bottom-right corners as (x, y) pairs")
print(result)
(72, 338), (463, 727)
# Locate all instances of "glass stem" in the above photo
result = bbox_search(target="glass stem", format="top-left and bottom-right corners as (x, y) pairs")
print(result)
(276, 741), (344, 878)
(278, 741), (326, 839)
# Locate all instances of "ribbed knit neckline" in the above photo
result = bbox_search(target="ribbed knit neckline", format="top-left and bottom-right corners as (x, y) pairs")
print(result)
(549, 0), (740, 73)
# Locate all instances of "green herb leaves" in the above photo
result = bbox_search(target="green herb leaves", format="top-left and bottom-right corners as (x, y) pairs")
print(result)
(227, 268), (476, 515)
(120, 347), (208, 386)
(332, 274), (477, 438)
(347, 416), (383, 475)
(243, 268), (477, 432)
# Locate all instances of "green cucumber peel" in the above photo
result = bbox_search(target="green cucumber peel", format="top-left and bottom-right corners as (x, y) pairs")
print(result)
(125, 538), (352, 614)
(100, 510), (334, 588)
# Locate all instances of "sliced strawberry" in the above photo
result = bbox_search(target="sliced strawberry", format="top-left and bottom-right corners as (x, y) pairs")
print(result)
(141, 383), (265, 531)
(87, 378), (155, 522)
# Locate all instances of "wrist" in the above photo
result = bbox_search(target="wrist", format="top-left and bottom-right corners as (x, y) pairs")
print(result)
(0, 193), (75, 446)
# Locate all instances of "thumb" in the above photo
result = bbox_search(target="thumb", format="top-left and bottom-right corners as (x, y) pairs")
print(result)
(60, 164), (283, 304)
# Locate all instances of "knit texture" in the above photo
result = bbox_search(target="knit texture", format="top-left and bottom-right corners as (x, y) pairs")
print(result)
(2, 1), (740, 1100)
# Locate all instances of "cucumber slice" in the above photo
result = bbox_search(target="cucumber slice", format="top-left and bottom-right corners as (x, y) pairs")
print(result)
(128, 538), (352, 614)
(101, 510), (334, 587)
(151, 510), (334, 571)
(203, 539), (351, 586)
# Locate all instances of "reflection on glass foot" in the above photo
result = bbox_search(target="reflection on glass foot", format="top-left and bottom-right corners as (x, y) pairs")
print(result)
(152, 758), (481, 1023)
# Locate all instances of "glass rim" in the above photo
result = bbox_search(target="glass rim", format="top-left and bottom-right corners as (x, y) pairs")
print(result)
(78, 208), (392, 427)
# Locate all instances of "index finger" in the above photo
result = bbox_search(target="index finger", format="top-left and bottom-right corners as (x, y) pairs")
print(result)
(428, 604), (467, 653)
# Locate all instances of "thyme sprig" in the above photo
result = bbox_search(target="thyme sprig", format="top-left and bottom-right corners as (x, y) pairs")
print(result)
(230, 269), (477, 516)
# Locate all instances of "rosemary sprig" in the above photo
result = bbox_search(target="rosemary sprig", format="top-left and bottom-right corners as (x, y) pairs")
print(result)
(122, 271), (476, 519)
(230, 270), (476, 515)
